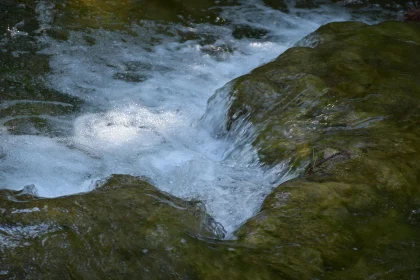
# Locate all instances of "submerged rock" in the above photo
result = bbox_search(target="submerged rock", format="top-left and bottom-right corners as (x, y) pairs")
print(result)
(232, 24), (270, 40)
(263, 0), (289, 12)
(0, 1), (83, 137)
(207, 21), (420, 278)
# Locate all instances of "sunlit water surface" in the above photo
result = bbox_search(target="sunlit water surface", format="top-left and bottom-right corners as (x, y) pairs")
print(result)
(1, 0), (382, 235)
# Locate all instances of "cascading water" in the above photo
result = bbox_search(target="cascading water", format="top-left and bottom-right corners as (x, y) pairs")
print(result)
(0, 0), (385, 235)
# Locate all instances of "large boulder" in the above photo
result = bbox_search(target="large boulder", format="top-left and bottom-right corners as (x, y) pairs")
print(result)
(225, 21), (420, 168)
(3, 5), (420, 278)
(206, 21), (420, 279)
(0, 174), (304, 279)
(0, 175), (226, 279)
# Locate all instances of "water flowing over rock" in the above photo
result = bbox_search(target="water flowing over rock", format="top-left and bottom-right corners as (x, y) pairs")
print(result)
(0, 0), (83, 138)
(0, 174), (320, 279)
(1, 0), (419, 279)
(2, 19), (418, 280)
(212, 21), (420, 279)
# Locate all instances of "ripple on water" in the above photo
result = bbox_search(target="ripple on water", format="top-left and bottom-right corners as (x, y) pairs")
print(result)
(1, 0), (384, 235)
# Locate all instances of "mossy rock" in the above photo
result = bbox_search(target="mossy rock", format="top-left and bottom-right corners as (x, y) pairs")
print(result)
(206, 21), (420, 278)
(341, 0), (410, 11)
(50, 0), (238, 31)
(0, 175), (224, 279)
(0, 174), (317, 280)
(222, 21), (420, 170)
(0, 102), (77, 118)
(236, 178), (420, 279)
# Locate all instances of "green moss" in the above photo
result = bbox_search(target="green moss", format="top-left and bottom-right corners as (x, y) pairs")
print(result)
(51, 0), (236, 32)
(0, 175), (315, 280)
(0, 175), (222, 279)
(224, 21), (420, 170)
(216, 21), (420, 279)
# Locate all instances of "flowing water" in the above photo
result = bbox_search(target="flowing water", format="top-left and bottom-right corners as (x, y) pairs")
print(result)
(0, 0), (388, 235)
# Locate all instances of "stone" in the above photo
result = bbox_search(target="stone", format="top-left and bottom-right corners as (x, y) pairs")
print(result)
(0, 175), (225, 279)
(206, 20), (420, 279)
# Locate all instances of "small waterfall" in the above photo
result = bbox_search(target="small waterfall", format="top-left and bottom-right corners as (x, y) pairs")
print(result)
(0, 0), (384, 235)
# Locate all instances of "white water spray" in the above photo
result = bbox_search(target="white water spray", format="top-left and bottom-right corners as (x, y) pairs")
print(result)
(0, 0), (382, 234)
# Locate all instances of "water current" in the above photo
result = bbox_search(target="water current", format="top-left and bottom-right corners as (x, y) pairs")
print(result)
(0, 0), (386, 235)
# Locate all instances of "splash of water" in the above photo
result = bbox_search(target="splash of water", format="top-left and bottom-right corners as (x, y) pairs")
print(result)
(1, 0), (383, 234)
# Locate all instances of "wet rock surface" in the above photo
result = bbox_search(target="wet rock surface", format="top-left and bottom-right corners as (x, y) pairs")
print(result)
(224, 21), (420, 169)
(49, 0), (239, 31)
(217, 21), (420, 279)
(0, 175), (303, 280)
(1, 1), (420, 279)
(0, 175), (226, 279)
(0, 1), (83, 137)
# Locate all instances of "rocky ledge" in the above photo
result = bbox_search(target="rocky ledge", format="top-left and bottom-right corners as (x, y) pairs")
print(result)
(217, 20), (420, 279)
(1, 20), (420, 279)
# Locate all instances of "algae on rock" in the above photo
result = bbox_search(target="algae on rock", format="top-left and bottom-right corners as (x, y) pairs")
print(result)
(0, 175), (224, 279)
(2, 2), (420, 278)
(0, 175), (304, 280)
(50, 0), (238, 31)
(0, 1), (83, 137)
(206, 20), (420, 279)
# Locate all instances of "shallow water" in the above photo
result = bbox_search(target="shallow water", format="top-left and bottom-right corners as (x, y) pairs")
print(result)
(0, 0), (388, 234)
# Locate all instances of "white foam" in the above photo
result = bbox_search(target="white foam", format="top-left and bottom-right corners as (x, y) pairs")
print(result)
(1, 0), (383, 234)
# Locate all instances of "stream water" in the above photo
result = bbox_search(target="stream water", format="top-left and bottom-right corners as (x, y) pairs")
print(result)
(0, 0), (388, 234)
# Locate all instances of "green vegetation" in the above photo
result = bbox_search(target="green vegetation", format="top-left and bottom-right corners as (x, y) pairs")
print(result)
(224, 21), (420, 279)
(1, 1), (420, 278)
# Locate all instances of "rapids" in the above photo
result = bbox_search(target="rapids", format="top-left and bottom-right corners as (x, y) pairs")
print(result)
(0, 0), (388, 234)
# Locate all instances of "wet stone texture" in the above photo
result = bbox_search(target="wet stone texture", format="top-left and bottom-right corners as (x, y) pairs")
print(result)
(0, 175), (302, 280)
(218, 21), (420, 279)
(0, 1), (83, 137)
(50, 0), (240, 31)
(1, 1), (420, 278)
(0, 175), (225, 279)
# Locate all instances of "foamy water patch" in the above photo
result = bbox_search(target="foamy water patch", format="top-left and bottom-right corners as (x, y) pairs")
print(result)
(1, 0), (385, 235)
(74, 105), (178, 149)
(0, 135), (99, 197)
